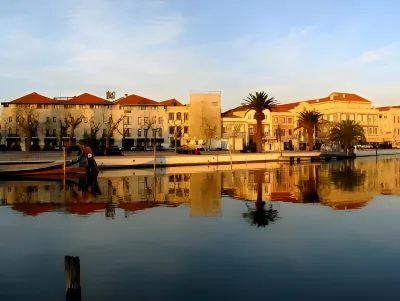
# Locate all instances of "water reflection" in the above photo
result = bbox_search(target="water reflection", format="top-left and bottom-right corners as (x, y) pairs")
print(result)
(2, 157), (400, 217)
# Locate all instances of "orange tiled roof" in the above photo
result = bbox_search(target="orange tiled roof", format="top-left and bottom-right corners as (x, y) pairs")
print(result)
(9, 92), (60, 105)
(273, 92), (371, 112)
(377, 106), (400, 111)
(115, 94), (159, 105)
(159, 98), (183, 106)
(222, 106), (248, 118)
(64, 93), (111, 105)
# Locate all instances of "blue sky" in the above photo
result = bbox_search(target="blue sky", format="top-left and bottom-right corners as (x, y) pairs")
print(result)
(0, 0), (399, 110)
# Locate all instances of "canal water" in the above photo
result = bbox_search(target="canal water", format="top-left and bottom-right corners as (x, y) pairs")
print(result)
(1, 156), (400, 300)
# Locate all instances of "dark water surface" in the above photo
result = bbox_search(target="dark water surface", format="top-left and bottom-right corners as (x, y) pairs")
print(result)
(1, 157), (400, 301)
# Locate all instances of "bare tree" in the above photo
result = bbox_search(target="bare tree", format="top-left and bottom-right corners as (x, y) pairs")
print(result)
(230, 123), (244, 150)
(116, 116), (131, 150)
(15, 105), (41, 152)
(64, 113), (85, 147)
(139, 117), (157, 151)
(201, 117), (217, 151)
(105, 113), (124, 154)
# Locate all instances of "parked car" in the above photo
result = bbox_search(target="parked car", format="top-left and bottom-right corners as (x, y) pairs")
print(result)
(130, 146), (145, 151)
(106, 145), (123, 156)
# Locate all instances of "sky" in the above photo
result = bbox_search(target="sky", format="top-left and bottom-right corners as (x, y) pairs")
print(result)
(0, 0), (399, 111)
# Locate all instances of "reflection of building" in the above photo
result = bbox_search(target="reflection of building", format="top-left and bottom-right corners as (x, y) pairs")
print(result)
(4, 158), (400, 216)
(189, 173), (221, 217)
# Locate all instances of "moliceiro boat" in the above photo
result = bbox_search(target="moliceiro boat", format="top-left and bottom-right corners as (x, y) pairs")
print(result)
(0, 146), (99, 176)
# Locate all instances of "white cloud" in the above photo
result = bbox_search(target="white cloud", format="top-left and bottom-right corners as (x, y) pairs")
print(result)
(0, 0), (399, 109)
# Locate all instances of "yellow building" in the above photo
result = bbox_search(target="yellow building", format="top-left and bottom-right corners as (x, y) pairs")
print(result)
(0, 91), (221, 151)
(222, 92), (399, 150)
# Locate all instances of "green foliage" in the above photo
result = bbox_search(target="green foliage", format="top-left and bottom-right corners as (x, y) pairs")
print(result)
(241, 91), (278, 153)
(296, 109), (323, 131)
(328, 120), (365, 150)
(241, 91), (278, 114)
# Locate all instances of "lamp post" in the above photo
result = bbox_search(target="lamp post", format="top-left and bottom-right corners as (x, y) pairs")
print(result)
(152, 127), (162, 201)
(169, 120), (182, 153)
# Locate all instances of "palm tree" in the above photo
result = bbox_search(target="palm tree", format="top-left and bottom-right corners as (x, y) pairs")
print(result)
(295, 110), (323, 151)
(242, 92), (278, 153)
(242, 170), (279, 227)
(328, 120), (365, 152)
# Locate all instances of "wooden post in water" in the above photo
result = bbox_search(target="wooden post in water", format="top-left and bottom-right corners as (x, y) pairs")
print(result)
(65, 256), (81, 301)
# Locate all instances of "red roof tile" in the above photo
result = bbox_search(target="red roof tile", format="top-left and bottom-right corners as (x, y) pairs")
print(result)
(115, 94), (159, 105)
(64, 93), (111, 105)
(222, 106), (248, 118)
(9, 92), (60, 105)
(377, 106), (400, 111)
(159, 98), (184, 106)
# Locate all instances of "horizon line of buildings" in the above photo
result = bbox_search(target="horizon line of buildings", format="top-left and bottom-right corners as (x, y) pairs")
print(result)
(1, 90), (400, 151)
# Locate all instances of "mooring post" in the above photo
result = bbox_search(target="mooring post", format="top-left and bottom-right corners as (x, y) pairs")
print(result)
(65, 256), (81, 301)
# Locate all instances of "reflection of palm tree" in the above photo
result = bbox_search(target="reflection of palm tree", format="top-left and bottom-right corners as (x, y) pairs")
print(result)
(299, 165), (320, 203)
(242, 170), (279, 227)
(329, 160), (366, 191)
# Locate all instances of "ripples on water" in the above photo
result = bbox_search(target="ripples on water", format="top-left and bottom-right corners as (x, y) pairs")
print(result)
(1, 157), (400, 301)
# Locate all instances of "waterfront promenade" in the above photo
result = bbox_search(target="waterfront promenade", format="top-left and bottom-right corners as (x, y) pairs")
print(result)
(0, 148), (400, 169)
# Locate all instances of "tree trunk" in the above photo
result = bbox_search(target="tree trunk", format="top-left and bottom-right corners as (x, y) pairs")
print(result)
(69, 125), (75, 147)
(26, 135), (32, 153)
(255, 169), (265, 214)
(307, 128), (314, 151)
(255, 117), (263, 153)
(105, 132), (111, 155)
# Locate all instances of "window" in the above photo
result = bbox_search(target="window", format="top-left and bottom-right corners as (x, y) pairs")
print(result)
(138, 129), (142, 137)
(282, 117), (286, 123)
(369, 127), (372, 134)
(159, 117), (163, 124)
(159, 129), (162, 137)
(287, 117), (293, 124)
(395, 116), (396, 123)
(329, 114), (334, 122)
(249, 126), (254, 135)
(273, 117), (278, 123)
(53, 129), (56, 137)
(138, 117), (142, 125)
(349, 114), (355, 121)
(125, 116), (132, 125)
(358, 115), (363, 121)
(8, 127), (12, 135)
(169, 113), (174, 120)
(184, 113), (189, 121)
(374, 127), (378, 135)
(169, 127), (174, 135)
(144, 117), (148, 124)
(37, 104), (42, 109)
(126, 128), (132, 137)
(144, 129), (148, 137)
(184, 126), (189, 134)
(8, 117), (12, 122)
(46, 117), (50, 122)
(141, 106), (146, 110)
(177, 112), (182, 120)
(46, 129), (50, 136)
(152, 117), (156, 123)
(282, 129), (286, 136)
(53, 117), (56, 123)
(289, 129), (292, 136)
(44, 104), (49, 109)
(341, 114), (347, 121)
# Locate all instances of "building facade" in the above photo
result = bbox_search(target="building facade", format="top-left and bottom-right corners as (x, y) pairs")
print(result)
(0, 91), (221, 151)
(222, 92), (400, 150)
